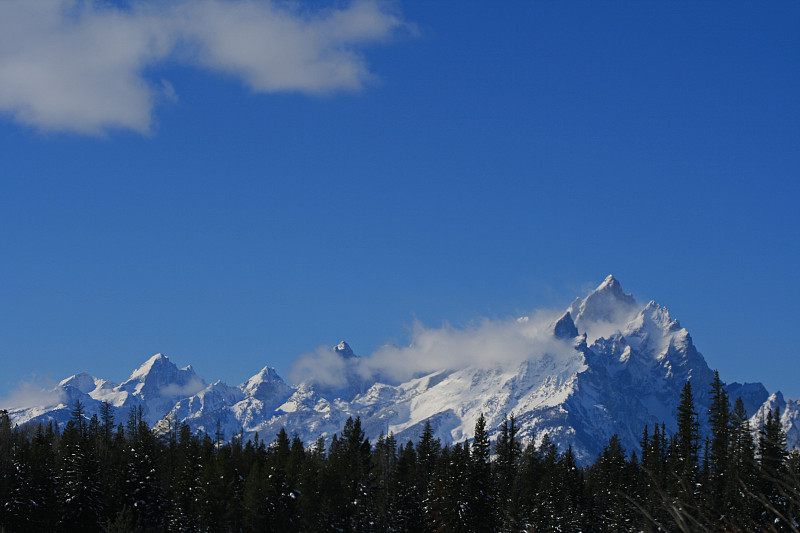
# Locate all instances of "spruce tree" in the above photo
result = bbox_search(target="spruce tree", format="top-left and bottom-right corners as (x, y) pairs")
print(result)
(759, 407), (787, 481)
(0, 410), (12, 531)
(296, 435), (326, 531)
(166, 423), (202, 533)
(515, 435), (544, 529)
(494, 414), (522, 531)
(263, 428), (297, 531)
(706, 370), (731, 519)
(56, 411), (103, 532)
(394, 440), (425, 532)
(122, 406), (164, 530)
(5, 433), (36, 532)
(758, 406), (789, 525)
(371, 432), (399, 531)
(198, 434), (233, 531)
(416, 419), (440, 527)
(469, 413), (495, 532)
(588, 434), (631, 530)
(446, 441), (473, 533)
(675, 380), (700, 487)
(242, 457), (268, 533)
(728, 397), (758, 530)
(658, 381), (702, 531)
(557, 445), (587, 531)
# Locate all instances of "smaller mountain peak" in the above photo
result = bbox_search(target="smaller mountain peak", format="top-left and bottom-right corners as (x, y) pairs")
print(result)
(59, 372), (98, 394)
(246, 365), (285, 384)
(128, 353), (176, 381)
(241, 365), (291, 402)
(599, 274), (618, 287)
(553, 312), (579, 340)
(334, 341), (357, 359)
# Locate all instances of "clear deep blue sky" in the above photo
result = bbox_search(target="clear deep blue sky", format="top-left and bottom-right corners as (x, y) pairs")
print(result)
(1, 1), (798, 399)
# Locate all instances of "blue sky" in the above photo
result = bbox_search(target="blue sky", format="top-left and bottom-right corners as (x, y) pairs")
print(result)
(1, 0), (799, 400)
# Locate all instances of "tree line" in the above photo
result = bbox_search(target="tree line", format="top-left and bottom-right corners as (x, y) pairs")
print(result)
(1, 370), (798, 532)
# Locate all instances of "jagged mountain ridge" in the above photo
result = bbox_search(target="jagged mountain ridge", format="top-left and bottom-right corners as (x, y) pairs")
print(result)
(5, 276), (797, 464)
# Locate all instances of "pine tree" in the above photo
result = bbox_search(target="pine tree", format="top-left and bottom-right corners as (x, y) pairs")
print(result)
(533, 433), (561, 531)
(296, 435), (326, 531)
(515, 435), (544, 529)
(166, 422), (202, 532)
(759, 407), (787, 480)
(198, 434), (234, 532)
(321, 417), (373, 532)
(0, 409), (13, 531)
(122, 406), (164, 531)
(758, 406), (789, 525)
(5, 431), (36, 532)
(341, 417), (374, 532)
(371, 432), (397, 531)
(56, 406), (103, 533)
(416, 419), (440, 528)
(728, 397), (758, 530)
(442, 441), (473, 533)
(656, 383), (702, 531)
(393, 440), (425, 532)
(706, 370), (731, 519)
(557, 445), (587, 531)
(587, 434), (632, 530)
(262, 428), (298, 531)
(494, 414), (522, 531)
(675, 381), (700, 488)
(242, 458), (268, 533)
(469, 413), (495, 532)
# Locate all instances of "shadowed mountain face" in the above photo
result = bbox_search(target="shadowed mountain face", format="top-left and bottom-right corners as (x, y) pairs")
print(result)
(6, 276), (794, 464)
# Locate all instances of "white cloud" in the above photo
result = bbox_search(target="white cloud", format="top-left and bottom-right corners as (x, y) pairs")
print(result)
(0, 378), (63, 410)
(0, 0), (407, 135)
(362, 310), (577, 382)
(290, 344), (350, 389)
(290, 309), (580, 387)
(160, 376), (207, 397)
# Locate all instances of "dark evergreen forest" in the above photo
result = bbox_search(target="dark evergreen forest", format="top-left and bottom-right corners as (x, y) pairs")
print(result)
(1, 371), (798, 532)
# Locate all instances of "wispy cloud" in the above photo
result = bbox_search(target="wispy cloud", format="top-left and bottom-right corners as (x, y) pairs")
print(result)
(290, 344), (351, 389)
(160, 376), (207, 397)
(0, 377), (63, 410)
(290, 309), (580, 387)
(0, 0), (408, 135)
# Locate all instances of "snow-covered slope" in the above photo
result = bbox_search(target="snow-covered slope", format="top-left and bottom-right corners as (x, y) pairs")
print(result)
(7, 353), (206, 428)
(5, 276), (799, 464)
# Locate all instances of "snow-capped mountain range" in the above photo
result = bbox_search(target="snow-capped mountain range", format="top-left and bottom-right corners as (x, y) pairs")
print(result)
(5, 276), (798, 464)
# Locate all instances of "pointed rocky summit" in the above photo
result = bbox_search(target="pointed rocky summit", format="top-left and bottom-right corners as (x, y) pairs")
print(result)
(570, 274), (638, 326)
(334, 341), (357, 359)
(553, 312), (579, 340)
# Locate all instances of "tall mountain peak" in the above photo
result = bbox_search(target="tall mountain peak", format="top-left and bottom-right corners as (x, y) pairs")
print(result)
(334, 341), (357, 359)
(127, 353), (174, 382)
(570, 274), (638, 329)
(121, 353), (204, 402)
